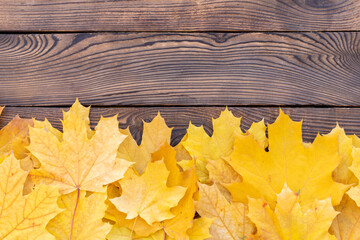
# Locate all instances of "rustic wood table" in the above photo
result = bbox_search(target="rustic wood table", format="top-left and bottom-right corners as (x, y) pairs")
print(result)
(0, 0), (359, 143)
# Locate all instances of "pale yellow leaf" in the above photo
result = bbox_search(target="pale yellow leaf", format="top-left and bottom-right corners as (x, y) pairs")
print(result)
(0, 154), (60, 239)
(110, 161), (186, 225)
(47, 190), (111, 240)
(248, 184), (338, 240)
(196, 183), (255, 240)
(187, 217), (214, 240)
(28, 100), (132, 194)
(330, 194), (360, 240)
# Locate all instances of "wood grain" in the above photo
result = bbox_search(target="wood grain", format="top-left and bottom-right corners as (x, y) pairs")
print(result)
(1, 32), (360, 106)
(2, 106), (360, 145)
(0, 0), (360, 32)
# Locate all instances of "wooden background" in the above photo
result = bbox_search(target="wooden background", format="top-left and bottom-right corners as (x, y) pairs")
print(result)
(0, 0), (360, 144)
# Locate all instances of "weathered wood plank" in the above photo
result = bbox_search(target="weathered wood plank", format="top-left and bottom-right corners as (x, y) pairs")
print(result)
(1, 32), (360, 106)
(0, 0), (360, 32)
(2, 107), (360, 145)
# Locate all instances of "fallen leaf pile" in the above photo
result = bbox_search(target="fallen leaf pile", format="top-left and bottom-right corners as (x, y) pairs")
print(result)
(1, 100), (360, 239)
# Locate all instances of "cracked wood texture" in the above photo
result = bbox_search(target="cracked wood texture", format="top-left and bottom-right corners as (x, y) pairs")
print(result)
(1, 107), (359, 145)
(0, 32), (360, 106)
(0, 0), (360, 32)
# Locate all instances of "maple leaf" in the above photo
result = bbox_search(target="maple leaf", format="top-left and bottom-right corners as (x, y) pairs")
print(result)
(106, 197), (162, 238)
(206, 158), (242, 201)
(181, 108), (267, 183)
(117, 113), (172, 175)
(105, 187), (162, 238)
(138, 230), (175, 240)
(0, 153), (60, 239)
(186, 217), (214, 240)
(110, 160), (186, 225)
(154, 157), (198, 240)
(330, 194), (360, 240)
(0, 107), (34, 172)
(346, 147), (360, 208)
(151, 142), (182, 187)
(248, 184), (338, 240)
(225, 110), (349, 206)
(46, 190), (111, 240)
(106, 224), (132, 240)
(0, 115), (33, 161)
(28, 100), (132, 194)
(196, 183), (255, 240)
(107, 142), (198, 240)
(328, 125), (358, 185)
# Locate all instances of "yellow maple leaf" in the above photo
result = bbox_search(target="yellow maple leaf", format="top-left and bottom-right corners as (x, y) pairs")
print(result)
(117, 127), (151, 175)
(350, 134), (360, 148)
(347, 147), (360, 208)
(186, 217), (214, 240)
(46, 190), (111, 240)
(155, 164), (198, 240)
(330, 194), (360, 240)
(0, 115), (33, 161)
(28, 100), (132, 194)
(225, 110), (348, 206)
(181, 108), (267, 183)
(142, 112), (173, 154)
(151, 142), (182, 187)
(108, 143), (198, 239)
(117, 113), (172, 175)
(206, 158), (242, 201)
(105, 183), (162, 238)
(196, 183), (255, 240)
(328, 130), (360, 239)
(110, 160), (186, 225)
(328, 125), (358, 184)
(106, 224), (132, 240)
(248, 184), (338, 240)
(138, 230), (175, 240)
(0, 154), (60, 239)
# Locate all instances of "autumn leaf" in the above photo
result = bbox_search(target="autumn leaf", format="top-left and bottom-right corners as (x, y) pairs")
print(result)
(106, 198), (161, 237)
(155, 160), (198, 240)
(328, 127), (360, 239)
(138, 230), (175, 240)
(225, 110), (349, 206)
(328, 125), (358, 185)
(186, 217), (214, 240)
(0, 107), (34, 171)
(117, 113), (172, 175)
(105, 186), (162, 238)
(46, 190), (111, 240)
(151, 142), (182, 187)
(330, 194), (360, 240)
(196, 183), (255, 240)
(142, 112), (173, 154)
(248, 184), (338, 240)
(28, 100), (132, 194)
(0, 153), (60, 239)
(206, 158), (242, 201)
(346, 147), (360, 206)
(117, 127), (151, 176)
(106, 224), (134, 240)
(181, 108), (267, 183)
(0, 115), (33, 161)
(108, 142), (198, 240)
(110, 160), (186, 225)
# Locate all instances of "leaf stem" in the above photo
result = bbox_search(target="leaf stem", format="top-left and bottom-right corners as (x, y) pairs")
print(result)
(69, 188), (80, 240)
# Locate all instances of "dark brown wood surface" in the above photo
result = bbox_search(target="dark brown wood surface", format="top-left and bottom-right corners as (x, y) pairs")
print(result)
(1, 32), (360, 106)
(1, 0), (360, 32)
(2, 107), (359, 145)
